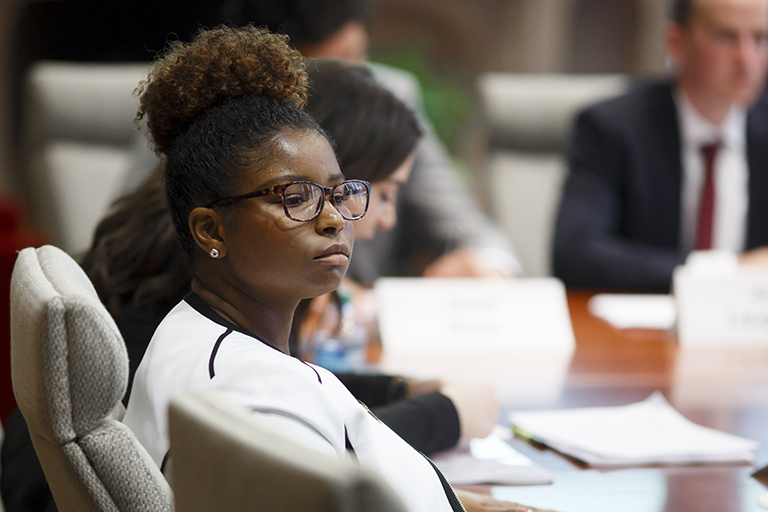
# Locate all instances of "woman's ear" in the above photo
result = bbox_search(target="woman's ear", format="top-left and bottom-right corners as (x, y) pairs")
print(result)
(188, 207), (227, 259)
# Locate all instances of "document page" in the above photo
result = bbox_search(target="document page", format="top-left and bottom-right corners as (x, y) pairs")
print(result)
(509, 392), (758, 467)
(588, 294), (676, 330)
(430, 426), (553, 485)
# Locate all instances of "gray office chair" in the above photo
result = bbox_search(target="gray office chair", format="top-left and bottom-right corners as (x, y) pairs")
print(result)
(22, 61), (150, 254)
(10, 245), (174, 512)
(169, 388), (407, 512)
(475, 73), (627, 276)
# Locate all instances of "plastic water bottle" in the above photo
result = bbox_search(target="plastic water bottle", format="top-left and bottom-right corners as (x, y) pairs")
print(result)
(313, 290), (366, 373)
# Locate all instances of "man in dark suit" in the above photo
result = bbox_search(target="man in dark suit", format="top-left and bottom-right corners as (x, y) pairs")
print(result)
(553, 0), (768, 292)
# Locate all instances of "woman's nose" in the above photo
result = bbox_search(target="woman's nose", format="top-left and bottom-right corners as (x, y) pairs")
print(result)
(316, 196), (346, 234)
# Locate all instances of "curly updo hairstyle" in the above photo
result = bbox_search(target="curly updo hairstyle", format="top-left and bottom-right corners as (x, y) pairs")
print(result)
(305, 59), (422, 183)
(136, 25), (324, 255)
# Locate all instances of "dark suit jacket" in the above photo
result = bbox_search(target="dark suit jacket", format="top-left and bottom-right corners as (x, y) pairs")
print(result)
(553, 79), (768, 292)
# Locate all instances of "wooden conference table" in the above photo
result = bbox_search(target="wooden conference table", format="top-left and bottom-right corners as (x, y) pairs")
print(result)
(455, 290), (768, 512)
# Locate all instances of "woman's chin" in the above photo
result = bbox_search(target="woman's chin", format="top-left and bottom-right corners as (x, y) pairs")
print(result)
(308, 269), (346, 298)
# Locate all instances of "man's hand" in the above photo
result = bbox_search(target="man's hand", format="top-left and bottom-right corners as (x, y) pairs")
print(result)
(739, 246), (768, 267)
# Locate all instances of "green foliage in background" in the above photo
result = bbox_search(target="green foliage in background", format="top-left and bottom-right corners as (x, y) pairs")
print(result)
(370, 45), (475, 157)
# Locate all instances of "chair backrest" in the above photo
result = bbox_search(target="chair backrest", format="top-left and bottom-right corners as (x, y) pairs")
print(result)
(169, 388), (407, 512)
(10, 245), (174, 512)
(22, 61), (151, 254)
(476, 73), (627, 276)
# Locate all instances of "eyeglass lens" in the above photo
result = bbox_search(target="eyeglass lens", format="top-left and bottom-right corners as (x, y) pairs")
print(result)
(284, 182), (368, 221)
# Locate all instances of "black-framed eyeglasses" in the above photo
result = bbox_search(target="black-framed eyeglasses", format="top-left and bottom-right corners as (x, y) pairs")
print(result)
(207, 180), (370, 222)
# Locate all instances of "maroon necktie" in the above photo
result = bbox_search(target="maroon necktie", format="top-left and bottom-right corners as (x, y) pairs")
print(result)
(694, 141), (721, 250)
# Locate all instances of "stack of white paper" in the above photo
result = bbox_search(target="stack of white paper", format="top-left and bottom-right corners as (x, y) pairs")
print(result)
(430, 426), (554, 485)
(588, 294), (676, 330)
(509, 392), (758, 467)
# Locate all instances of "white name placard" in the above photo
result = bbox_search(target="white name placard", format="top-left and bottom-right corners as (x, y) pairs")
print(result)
(674, 267), (768, 346)
(373, 277), (575, 354)
(373, 277), (575, 405)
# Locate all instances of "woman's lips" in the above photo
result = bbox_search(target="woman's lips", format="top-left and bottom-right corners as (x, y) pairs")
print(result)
(315, 244), (350, 265)
(315, 253), (350, 265)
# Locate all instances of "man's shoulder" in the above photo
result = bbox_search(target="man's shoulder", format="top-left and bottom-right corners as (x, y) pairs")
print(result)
(590, 77), (673, 111)
(749, 90), (768, 117)
(579, 77), (676, 128)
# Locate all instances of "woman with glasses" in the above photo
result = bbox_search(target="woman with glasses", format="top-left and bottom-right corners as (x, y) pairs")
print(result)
(122, 25), (370, 469)
(118, 26), (545, 512)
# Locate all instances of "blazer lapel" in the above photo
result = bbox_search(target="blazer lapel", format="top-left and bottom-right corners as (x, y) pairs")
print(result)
(651, 81), (683, 248)
(746, 94), (768, 249)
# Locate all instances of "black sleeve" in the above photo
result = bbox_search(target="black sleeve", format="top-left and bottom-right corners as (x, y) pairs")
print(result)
(116, 301), (167, 405)
(1, 409), (58, 512)
(373, 391), (461, 455)
(553, 108), (686, 292)
(334, 373), (407, 408)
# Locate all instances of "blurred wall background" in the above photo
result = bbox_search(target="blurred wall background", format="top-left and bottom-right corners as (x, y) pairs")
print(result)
(369, 0), (670, 75)
(0, 0), (673, 210)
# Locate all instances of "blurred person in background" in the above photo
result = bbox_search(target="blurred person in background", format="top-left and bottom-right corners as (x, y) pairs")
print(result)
(553, 0), (768, 292)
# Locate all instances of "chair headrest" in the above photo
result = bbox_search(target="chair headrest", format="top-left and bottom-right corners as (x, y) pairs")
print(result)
(478, 73), (628, 151)
(25, 61), (151, 144)
(10, 245), (128, 445)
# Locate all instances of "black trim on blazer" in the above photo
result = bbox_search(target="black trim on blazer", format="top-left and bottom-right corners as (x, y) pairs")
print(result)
(184, 292), (322, 383)
(423, 455), (466, 512)
(344, 426), (357, 460)
(185, 292), (262, 341)
(160, 450), (171, 475)
(208, 329), (232, 379)
(300, 359), (323, 384)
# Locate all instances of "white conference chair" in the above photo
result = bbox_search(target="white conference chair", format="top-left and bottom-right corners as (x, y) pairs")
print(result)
(475, 73), (627, 276)
(22, 61), (151, 255)
(169, 388), (407, 512)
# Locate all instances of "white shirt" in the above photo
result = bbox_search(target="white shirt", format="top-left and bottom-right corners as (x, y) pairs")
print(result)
(675, 90), (749, 253)
(123, 294), (455, 512)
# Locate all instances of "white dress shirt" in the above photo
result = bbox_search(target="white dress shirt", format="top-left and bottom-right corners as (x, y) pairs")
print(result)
(675, 90), (749, 253)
